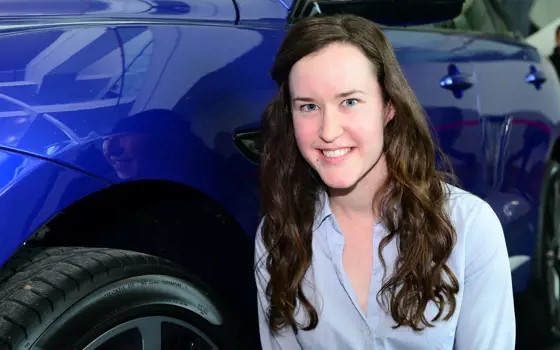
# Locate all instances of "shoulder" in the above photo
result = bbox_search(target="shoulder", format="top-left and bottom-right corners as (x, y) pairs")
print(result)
(443, 183), (507, 273)
(254, 217), (268, 265)
(444, 183), (500, 233)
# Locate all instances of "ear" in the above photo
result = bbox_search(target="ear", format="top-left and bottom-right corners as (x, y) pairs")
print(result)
(385, 102), (395, 125)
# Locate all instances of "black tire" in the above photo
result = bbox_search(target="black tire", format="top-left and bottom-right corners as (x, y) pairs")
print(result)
(0, 247), (234, 350)
(516, 159), (560, 349)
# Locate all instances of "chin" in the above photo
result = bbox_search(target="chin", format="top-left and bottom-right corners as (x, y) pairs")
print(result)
(320, 176), (359, 191)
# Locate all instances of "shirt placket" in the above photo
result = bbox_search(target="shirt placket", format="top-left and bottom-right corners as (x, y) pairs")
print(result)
(328, 216), (380, 348)
(366, 223), (383, 349)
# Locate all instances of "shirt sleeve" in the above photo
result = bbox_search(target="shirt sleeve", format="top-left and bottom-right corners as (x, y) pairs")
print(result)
(254, 219), (303, 350)
(454, 201), (516, 349)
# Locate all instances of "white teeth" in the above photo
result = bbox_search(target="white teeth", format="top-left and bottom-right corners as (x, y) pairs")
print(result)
(322, 148), (351, 158)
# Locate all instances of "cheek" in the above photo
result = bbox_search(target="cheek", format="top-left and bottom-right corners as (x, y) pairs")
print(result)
(348, 114), (386, 147)
(293, 118), (316, 148)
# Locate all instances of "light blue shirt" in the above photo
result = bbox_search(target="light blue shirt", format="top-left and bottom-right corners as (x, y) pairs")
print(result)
(254, 184), (516, 349)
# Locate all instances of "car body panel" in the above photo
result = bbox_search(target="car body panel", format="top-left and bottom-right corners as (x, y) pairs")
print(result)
(234, 0), (288, 23)
(463, 34), (560, 291)
(0, 0), (236, 21)
(0, 148), (107, 266)
(384, 29), (484, 194)
(0, 14), (284, 235)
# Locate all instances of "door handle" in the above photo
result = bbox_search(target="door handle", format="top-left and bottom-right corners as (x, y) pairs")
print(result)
(440, 64), (474, 99)
(526, 65), (546, 90)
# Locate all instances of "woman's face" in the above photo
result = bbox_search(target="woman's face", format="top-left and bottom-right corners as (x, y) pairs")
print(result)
(289, 42), (394, 190)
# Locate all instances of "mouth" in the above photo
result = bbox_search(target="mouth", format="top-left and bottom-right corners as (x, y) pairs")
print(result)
(318, 147), (355, 162)
(110, 157), (133, 168)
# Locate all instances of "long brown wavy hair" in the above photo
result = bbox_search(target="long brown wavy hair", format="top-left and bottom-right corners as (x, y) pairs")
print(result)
(259, 14), (459, 334)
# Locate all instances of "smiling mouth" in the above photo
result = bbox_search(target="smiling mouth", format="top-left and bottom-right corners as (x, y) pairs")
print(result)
(321, 147), (352, 158)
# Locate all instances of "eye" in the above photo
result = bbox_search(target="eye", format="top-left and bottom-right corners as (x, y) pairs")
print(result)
(301, 104), (319, 112)
(342, 98), (359, 107)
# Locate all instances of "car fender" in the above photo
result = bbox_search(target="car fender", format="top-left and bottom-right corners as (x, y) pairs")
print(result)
(0, 148), (108, 266)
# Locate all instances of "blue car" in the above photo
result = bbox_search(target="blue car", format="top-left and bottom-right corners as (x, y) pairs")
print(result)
(0, 0), (556, 348)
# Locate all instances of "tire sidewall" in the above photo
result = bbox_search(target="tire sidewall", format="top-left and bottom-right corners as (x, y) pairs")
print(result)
(27, 263), (231, 350)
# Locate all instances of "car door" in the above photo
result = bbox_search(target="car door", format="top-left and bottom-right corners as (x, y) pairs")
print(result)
(0, 0), (274, 233)
(383, 28), (485, 195)
(442, 0), (560, 291)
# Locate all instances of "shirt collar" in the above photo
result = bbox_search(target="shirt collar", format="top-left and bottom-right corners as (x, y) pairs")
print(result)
(313, 191), (333, 231)
(312, 191), (384, 232)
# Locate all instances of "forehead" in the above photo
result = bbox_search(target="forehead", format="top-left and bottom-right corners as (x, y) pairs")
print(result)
(288, 42), (376, 96)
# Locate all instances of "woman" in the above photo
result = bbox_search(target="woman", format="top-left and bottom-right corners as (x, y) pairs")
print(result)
(255, 14), (515, 349)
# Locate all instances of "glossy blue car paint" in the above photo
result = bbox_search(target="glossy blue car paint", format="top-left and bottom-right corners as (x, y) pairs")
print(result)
(462, 34), (560, 292)
(0, 148), (108, 264)
(0, 0), (557, 301)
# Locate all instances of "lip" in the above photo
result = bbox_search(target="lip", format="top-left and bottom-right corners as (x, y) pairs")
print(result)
(317, 147), (355, 164)
(110, 157), (133, 166)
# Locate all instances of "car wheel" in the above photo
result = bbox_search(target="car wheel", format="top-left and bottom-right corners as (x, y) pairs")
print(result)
(0, 247), (232, 350)
(541, 159), (560, 337)
(517, 159), (560, 348)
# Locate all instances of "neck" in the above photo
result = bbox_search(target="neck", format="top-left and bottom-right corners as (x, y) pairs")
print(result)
(328, 155), (389, 220)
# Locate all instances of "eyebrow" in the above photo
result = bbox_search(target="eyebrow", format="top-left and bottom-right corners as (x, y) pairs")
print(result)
(292, 96), (315, 103)
(292, 89), (365, 103)
(336, 89), (365, 98)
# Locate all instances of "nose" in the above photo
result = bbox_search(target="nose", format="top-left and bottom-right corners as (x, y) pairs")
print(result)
(319, 108), (343, 142)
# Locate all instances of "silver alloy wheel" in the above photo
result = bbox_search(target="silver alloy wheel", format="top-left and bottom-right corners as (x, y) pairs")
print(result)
(82, 316), (218, 350)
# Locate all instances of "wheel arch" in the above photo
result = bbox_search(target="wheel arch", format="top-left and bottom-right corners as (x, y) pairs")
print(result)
(28, 179), (258, 327)
(32, 178), (255, 274)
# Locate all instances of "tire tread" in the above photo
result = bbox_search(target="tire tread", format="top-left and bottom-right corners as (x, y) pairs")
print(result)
(0, 247), (179, 349)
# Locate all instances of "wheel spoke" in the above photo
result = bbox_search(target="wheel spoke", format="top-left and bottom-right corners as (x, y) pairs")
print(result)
(82, 316), (214, 350)
(138, 318), (162, 350)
